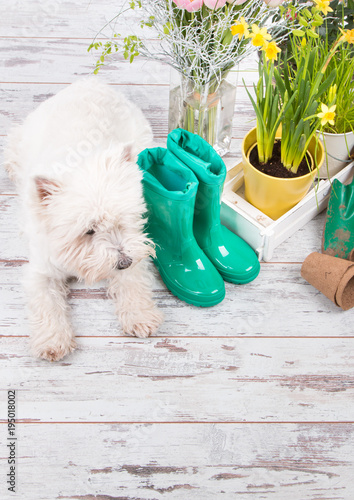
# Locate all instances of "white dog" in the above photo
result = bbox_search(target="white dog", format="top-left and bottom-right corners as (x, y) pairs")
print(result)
(5, 79), (163, 362)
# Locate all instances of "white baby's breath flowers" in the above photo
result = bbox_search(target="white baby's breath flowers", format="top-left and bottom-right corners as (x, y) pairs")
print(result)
(100, 0), (288, 88)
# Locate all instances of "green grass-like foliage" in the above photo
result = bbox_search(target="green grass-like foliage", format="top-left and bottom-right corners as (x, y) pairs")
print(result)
(275, 47), (336, 171)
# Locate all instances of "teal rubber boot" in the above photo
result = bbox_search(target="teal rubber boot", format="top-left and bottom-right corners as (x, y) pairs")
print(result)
(138, 147), (225, 307)
(167, 129), (260, 284)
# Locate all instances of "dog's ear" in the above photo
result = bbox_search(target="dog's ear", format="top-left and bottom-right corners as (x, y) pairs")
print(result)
(34, 177), (61, 203)
(121, 143), (134, 163)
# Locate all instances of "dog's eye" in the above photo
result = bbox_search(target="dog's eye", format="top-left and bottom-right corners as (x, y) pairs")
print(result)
(86, 229), (95, 235)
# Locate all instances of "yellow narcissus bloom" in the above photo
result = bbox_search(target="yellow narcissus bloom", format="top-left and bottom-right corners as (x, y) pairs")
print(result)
(262, 41), (281, 61)
(313, 0), (333, 15)
(250, 24), (272, 47)
(328, 84), (337, 103)
(317, 103), (336, 126)
(342, 29), (354, 44)
(231, 17), (249, 40)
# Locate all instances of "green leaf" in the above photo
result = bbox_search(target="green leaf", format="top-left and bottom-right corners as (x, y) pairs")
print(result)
(163, 22), (172, 34)
(307, 30), (319, 38)
(292, 29), (305, 37)
(298, 16), (308, 27)
(244, 83), (267, 136)
(317, 69), (336, 98)
(303, 8), (312, 18)
(221, 28), (233, 46)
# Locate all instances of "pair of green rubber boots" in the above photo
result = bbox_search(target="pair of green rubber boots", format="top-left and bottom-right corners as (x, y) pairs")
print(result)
(138, 129), (260, 307)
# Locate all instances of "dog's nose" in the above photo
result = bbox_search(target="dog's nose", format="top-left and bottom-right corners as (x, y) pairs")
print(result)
(116, 253), (133, 270)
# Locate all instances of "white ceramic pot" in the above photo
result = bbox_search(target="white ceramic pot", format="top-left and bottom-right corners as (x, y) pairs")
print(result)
(318, 130), (354, 178)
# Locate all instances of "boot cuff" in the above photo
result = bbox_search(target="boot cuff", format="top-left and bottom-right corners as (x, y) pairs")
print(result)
(167, 128), (226, 185)
(138, 147), (198, 200)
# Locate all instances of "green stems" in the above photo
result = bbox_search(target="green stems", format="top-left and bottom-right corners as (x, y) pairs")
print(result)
(245, 55), (294, 165)
(274, 43), (336, 173)
(246, 42), (337, 173)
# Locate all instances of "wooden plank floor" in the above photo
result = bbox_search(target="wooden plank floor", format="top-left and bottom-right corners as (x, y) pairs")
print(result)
(1, 2), (353, 499)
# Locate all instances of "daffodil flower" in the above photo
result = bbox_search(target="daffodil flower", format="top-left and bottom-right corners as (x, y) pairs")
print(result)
(317, 103), (336, 126)
(262, 41), (281, 61)
(250, 24), (271, 47)
(340, 28), (354, 45)
(313, 0), (333, 16)
(231, 17), (249, 40)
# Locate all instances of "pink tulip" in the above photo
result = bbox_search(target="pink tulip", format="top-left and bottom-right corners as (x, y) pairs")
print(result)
(172, 0), (204, 12)
(204, 0), (227, 8)
(262, 0), (285, 6)
(227, 0), (249, 4)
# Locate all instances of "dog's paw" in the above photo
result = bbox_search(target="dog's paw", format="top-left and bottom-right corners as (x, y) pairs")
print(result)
(34, 338), (77, 362)
(122, 308), (164, 339)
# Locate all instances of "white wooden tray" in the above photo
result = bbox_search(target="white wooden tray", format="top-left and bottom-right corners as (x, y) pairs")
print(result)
(221, 161), (354, 262)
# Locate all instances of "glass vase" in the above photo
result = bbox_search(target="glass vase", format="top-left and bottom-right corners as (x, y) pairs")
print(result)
(168, 68), (238, 157)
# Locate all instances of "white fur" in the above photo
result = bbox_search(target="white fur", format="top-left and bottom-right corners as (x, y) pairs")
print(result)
(5, 79), (163, 362)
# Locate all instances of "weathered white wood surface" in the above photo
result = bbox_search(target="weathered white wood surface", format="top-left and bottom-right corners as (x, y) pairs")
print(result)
(1, 336), (354, 422)
(0, 423), (352, 500)
(1, 1), (354, 499)
(0, 36), (258, 85)
(2, 0), (159, 38)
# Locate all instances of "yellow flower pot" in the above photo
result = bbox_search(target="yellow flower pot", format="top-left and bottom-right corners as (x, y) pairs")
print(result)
(241, 127), (325, 220)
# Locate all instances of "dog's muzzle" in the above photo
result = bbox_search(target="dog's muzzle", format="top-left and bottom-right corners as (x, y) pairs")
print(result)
(116, 253), (133, 270)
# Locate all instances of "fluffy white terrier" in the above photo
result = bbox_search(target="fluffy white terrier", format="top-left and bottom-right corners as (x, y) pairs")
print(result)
(5, 79), (163, 362)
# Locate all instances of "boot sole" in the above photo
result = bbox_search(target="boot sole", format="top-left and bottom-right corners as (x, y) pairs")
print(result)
(154, 262), (225, 307)
(219, 264), (261, 284)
